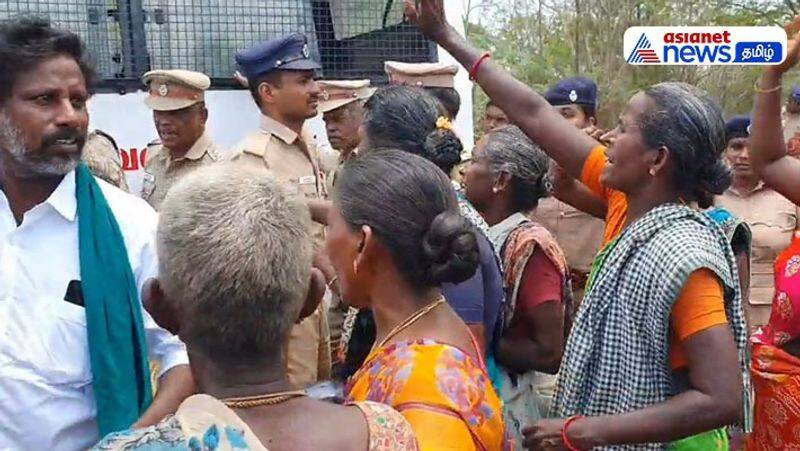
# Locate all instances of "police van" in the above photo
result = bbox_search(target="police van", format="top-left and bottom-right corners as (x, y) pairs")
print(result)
(0, 1), (474, 193)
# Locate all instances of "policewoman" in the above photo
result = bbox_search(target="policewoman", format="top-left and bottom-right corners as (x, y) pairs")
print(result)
(715, 115), (800, 331)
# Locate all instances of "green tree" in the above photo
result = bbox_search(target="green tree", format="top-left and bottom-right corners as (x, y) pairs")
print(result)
(468, 0), (798, 133)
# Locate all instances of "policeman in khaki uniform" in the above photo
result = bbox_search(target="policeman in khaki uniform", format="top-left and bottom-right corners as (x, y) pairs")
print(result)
(141, 69), (220, 210)
(314, 79), (375, 365)
(385, 61), (469, 181)
(533, 77), (606, 302)
(231, 33), (331, 389)
(385, 60), (461, 119)
(715, 116), (800, 330)
(317, 79), (375, 192)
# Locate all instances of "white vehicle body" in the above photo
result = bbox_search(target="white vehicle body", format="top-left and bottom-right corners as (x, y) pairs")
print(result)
(87, 2), (473, 194)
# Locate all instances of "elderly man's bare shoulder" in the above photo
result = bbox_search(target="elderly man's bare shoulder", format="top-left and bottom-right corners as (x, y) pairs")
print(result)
(242, 398), (417, 451)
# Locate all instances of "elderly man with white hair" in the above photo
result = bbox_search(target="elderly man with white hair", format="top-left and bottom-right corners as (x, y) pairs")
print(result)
(93, 162), (418, 450)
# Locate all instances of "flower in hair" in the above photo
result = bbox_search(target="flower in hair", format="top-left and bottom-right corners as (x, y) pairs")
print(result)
(436, 116), (454, 132)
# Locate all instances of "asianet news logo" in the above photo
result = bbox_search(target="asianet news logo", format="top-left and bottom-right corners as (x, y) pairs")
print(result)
(624, 27), (787, 65)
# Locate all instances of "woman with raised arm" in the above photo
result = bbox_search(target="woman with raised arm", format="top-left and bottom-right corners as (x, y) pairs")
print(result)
(746, 19), (800, 450)
(750, 21), (800, 206)
(406, 2), (749, 449)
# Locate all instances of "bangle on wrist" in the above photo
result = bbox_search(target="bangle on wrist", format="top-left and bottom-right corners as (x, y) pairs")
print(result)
(562, 415), (586, 451)
(754, 78), (782, 93)
(469, 52), (491, 81)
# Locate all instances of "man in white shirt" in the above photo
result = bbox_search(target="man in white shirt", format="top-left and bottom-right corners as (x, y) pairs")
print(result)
(0, 18), (193, 450)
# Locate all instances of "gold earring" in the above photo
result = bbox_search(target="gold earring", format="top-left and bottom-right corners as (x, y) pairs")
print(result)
(352, 260), (358, 276)
(649, 168), (656, 176)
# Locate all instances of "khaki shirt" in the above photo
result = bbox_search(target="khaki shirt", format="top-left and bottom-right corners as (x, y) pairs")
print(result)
(532, 197), (605, 274)
(230, 115), (330, 388)
(142, 132), (220, 210)
(326, 149), (357, 194)
(287, 300), (331, 389)
(715, 184), (800, 328)
(231, 115), (327, 198)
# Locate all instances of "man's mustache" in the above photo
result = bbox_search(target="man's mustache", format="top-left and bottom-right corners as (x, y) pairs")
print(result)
(40, 128), (86, 149)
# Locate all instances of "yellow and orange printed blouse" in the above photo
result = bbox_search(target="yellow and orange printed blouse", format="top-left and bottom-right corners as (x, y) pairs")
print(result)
(346, 339), (506, 451)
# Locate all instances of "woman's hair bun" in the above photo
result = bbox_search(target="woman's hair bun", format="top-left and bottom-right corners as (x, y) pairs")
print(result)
(424, 128), (463, 175)
(422, 211), (479, 285)
(694, 160), (732, 208)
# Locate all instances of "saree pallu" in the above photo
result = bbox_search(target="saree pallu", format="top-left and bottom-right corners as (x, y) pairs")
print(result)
(488, 213), (571, 445)
(93, 394), (268, 450)
(346, 339), (506, 451)
(94, 395), (419, 451)
(553, 205), (749, 450)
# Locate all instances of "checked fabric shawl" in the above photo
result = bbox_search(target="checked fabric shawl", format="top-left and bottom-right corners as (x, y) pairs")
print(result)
(551, 204), (749, 450)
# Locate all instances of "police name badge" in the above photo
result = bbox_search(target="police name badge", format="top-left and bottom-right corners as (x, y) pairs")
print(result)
(299, 175), (316, 185)
(142, 172), (156, 197)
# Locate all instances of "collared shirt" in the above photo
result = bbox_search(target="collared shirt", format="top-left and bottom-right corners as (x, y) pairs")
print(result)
(286, 294), (331, 389)
(230, 115), (330, 389)
(326, 148), (358, 194)
(141, 132), (220, 211)
(304, 113), (338, 173)
(0, 171), (189, 450)
(532, 197), (605, 273)
(231, 115), (326, 202)
(230, 115), (327, 246)
(715, 183), (800, 328)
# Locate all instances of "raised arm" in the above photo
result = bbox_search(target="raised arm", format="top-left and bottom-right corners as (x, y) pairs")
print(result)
(405, 0), (597, 180)
(751, 19), (800, 205)
(551, 163), (608, 219)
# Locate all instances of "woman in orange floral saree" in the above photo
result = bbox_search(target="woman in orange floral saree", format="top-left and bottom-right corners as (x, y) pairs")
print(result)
(347, 338), (505, 450)
(748, 236), (800, 450)
(326, 152), (506, 451)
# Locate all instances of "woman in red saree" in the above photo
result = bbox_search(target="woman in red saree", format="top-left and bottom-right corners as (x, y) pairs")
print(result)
(748, 237), (800, 450)
(745, 17), (800, 450)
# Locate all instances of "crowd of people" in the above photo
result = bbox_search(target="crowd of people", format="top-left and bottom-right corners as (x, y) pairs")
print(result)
(2, 0), (800, 449)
